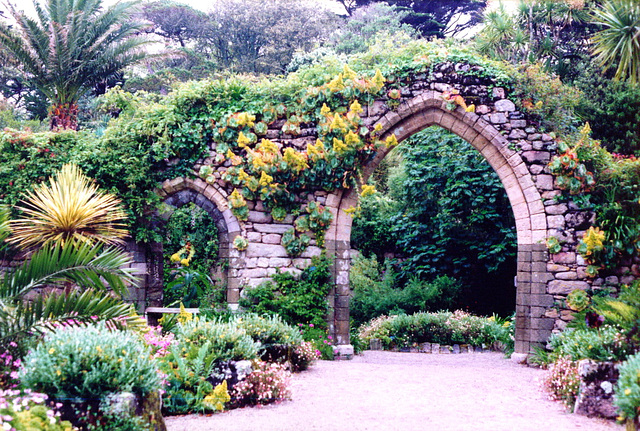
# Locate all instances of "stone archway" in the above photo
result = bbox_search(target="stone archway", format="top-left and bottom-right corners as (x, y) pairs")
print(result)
(325, 91), (565, 356)
(142, 177), (244, 307)
(129, 59), (593, 358)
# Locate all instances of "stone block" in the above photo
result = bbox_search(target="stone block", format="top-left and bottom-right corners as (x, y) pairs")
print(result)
(488, 112), (508, 124)
(246, 243), (288, 258)
(252, 223), (292, 234)
(555, 271), (578, 280)
(548, 280), (589, 294)
(248, 211), (272, 223)
(268, 257), (291, 268)
(508, 129), (527, 139)
(547, 215), (565, 229)
(494, 99), (516, 111)
(545, 204), (568, 215)
(257, 257), (269, 268)
(301, 246), (323, 258)
(552, 252), (575, 264)
(247, 232), (261, 242)
(521, 151), (551, 164)
(535, 175), (555, 191)
(262, 234), (281, 244)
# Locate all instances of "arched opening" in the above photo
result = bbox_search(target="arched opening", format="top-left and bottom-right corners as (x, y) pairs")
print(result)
(139, 177), (244, 310)
(325, 92), (554, 355)
(349, 125), (518, 328)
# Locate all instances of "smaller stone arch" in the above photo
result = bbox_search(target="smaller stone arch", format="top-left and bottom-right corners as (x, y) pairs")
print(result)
(136, 177), (243, 308)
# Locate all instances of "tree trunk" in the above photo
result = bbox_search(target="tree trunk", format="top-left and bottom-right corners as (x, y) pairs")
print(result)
(49, 102), (79, 131)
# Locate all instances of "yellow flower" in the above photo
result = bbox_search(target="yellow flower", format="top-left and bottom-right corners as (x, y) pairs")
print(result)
(258, 139), (279, 155)
(259, 171), (273, 187)
(371, 69), (385, 92)
(56, 369), (61, 376)
(49, 348), (55, 354)
(361, 184), (376, 197)
(170, 253), (181, 262)
(178, 303), (193, 323)
(327, 74), (345, 92)
(343, 206), (357, 216)
(349, 100), (363, 115)
(283, 147), (308, 173)
(237, 131), (250, 148)
(625, 388), (632, 395)
(385, 134), (399, 147)
(180, 259), (189, 266)
(344, 130), (361, 148)
(236, 112), (255, 127)
(582, 227), (606, 255)
(237, 168), (250, 183)
(320, 103), (331, 117)
(343, 64), (357, 80)
(229, 189), (246, 209)
(330, 114), (347, 133)
(307, 139), (325, 161)
(332, 138), (347, 154)
(374, 123), (383, 132)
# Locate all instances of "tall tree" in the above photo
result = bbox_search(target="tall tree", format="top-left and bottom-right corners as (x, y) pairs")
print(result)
(591, 0), (640, 84)
(201, 0), (336, 74)
(343, 0), (487, 39)
(0, 0), (149, 130)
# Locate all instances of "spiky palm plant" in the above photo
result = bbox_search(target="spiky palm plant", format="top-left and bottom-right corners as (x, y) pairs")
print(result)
(592, 0), (640, 84)
(0, 0), (149, 130)
(8, 164), (129, 250)
(0, 210), (144, 353)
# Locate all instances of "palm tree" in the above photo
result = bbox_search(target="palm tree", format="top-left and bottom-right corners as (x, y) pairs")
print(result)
(591, 0), (640, 84)
(0, 0), (149, 130)
(8, 164), (129, 250)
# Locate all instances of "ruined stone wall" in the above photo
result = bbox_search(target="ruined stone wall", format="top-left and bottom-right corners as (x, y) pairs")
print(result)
(136, 62), (598, 354)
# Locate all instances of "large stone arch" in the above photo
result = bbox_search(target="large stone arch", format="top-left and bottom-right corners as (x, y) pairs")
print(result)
(325, 91), (560, 356)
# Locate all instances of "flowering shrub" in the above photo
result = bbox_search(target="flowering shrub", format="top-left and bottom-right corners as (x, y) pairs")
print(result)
(301, 324), (335, 360)
(161, 317), (258, 414)
(232, 361), (291, 406)
(290, 341), (320, 372)
(0, 343), (21, 389)
(542, 356), (580, 409)
(19, 323), (163, 400)
(548, 326), (630, 362)
(358, 311), (509, 349)
(143, 326), (176, 358)
(235, 314), (303, 348)
(171, 318), (260, 364)
(614, 352), (640, 423)
(0, 389), (73, 431)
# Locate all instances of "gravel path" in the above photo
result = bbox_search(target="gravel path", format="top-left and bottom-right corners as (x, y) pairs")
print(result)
(165, 351), (624, 431)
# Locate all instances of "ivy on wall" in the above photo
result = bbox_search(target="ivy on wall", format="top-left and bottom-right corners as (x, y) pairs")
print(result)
(0, 39), (566, 253)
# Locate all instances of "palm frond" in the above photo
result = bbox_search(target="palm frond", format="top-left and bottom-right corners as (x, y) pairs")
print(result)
(0, 288), (145, 346)
(0, 241), (137, 300)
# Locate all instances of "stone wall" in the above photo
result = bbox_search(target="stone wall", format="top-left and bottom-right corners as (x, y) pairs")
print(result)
(131, 62), (599, 355)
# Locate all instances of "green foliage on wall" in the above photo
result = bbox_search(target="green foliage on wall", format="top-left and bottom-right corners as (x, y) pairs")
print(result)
(239, 254), (332, 328)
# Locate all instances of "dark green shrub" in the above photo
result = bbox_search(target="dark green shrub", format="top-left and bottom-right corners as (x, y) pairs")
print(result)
(239, 254), (332, 328)
(358, 311), (509, 349)
(350, 254), (463, 326)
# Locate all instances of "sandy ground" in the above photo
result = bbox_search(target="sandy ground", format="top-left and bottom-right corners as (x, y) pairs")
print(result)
(165, 350), (624, 431)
